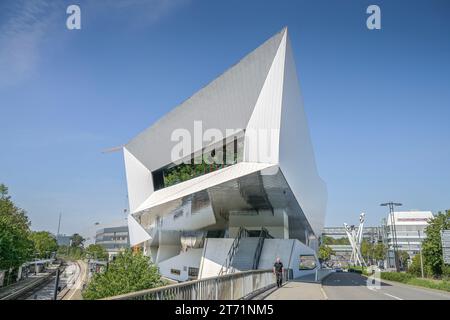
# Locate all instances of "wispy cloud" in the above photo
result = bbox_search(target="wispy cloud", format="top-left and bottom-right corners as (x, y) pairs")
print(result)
(0, 0), (189, 88)
(0, 1), (60, 88)
(92, 0), (190, 28)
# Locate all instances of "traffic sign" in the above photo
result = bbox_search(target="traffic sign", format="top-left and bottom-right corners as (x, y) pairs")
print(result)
(441, 230), (450, 264)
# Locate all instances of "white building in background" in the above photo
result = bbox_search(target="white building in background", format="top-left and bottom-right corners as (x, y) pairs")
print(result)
(386, 211), (433, 258)
(122, 28), (327, 282)
(95, 226), (130, 260)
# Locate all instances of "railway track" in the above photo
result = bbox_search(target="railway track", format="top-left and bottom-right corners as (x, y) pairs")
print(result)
(58, 261), (82, 300)
(0, 268), (61, 300)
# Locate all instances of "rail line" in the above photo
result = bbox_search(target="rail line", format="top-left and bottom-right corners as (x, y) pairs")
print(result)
(1, 268), (60, 300)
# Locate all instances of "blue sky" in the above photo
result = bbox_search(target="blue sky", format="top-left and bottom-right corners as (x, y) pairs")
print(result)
(1, 0), (449, 237)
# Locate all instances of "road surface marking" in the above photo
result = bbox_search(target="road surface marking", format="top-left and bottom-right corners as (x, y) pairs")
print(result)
(320, 285), (328, 300)
(367, 286), (403, 300)
(383, 293), (403, 300)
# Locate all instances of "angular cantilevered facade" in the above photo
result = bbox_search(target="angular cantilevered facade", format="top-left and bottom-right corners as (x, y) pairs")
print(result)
(123, 28), (327, 281)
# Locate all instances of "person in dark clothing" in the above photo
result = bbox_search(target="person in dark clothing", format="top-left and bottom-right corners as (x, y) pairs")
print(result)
(273, 257), (284, 288)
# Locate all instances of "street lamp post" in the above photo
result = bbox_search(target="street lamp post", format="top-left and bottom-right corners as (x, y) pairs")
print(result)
(417, 230), (425, 278)
(381, 202), (402, 272)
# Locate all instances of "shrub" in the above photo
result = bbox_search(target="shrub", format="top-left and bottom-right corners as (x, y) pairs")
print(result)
(381, 272), (450, 292)
(408, 278), (450, 292)
(82, 250), (165, 300)
(380, 272), (412, 283)
(408, 255), (423, 277)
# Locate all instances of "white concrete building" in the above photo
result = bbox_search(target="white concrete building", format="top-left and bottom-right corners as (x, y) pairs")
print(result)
(386, 210), (433, 257)
(122, 28), (327, 281)
(95, 226), (130, 260)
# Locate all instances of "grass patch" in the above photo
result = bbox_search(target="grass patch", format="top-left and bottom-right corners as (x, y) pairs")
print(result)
(348, 266), (369, 276)
(381, 272), (450, 292)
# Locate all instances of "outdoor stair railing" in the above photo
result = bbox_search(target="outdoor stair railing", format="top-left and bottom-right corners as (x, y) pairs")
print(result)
(252, 227), (273, 270)
(218, 227), (249, 276)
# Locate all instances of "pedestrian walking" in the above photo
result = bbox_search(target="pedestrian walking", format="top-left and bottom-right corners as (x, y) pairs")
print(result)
(273, 257), (284, 288)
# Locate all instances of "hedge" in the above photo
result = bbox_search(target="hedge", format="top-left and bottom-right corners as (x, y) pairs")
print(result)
(380, 272), (450, 292)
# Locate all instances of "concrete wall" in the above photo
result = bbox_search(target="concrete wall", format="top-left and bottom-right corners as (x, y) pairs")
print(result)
(155, 245), (181, 264)
(123, 148), (153, 214)
(198, 238), (235, 279)
(158, 248), (203, 282)
(161, 205), (216, 231)
(278, 37), (327, 237)
(228, 209), (289, 239)
(258, 239), (319, 278)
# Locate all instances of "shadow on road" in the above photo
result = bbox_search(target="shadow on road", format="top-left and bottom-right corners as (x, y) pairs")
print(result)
(323, 272), (392, 287)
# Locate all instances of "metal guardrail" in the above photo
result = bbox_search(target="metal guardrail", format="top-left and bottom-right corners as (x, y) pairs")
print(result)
(104, 269), (276, 300)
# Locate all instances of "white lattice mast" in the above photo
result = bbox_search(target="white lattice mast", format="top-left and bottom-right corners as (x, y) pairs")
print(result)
(344, 213), (367, 267)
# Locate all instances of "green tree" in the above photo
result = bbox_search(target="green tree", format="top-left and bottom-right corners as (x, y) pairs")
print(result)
(30, 231), (58, 259)
(408, 254), (427, 277)
(321, 236), (349, 245)
(398, 250), (410, 269)
(70, 233), (85, 248)
(318, 244), (335, 262)
(85, 244), (108, 261)
(360, 240), (374, 263)
(82, 250), (164, 300)
(421, 210), (450, 277)
(373, 242), (387, 262)
(0, 184), (33, 271)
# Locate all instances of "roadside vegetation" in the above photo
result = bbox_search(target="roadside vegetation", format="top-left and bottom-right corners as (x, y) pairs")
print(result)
(82, 250), (165, 300)
(0, 184), (59, 285)
(365, 210), (450, 292)
(380, 272), (450, 292)
(0, 183), (109, 288)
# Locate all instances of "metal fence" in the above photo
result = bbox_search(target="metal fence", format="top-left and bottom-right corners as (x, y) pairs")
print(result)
(104, 269), (276, 300)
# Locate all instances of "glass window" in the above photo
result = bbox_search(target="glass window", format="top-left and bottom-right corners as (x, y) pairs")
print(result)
(299, 255), (317, 270)
(170, 269), (181, 276)
(152, 135), (245, 190)
(188, 267), (199, 278)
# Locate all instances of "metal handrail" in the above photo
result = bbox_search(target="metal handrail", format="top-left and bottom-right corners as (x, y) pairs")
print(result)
(218, 227), (249, 275)
(103, 269), (275, 300)
(252, 227), (272, 269)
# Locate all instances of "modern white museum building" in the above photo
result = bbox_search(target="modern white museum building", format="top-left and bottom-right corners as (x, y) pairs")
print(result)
(122, 28), (327, 282)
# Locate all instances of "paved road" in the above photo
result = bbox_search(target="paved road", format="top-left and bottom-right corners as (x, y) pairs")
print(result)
(322, 272), (450, 300)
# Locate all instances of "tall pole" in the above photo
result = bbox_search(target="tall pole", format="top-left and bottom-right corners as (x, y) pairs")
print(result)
(56, 213), (62, 239)
(381, 202), (402, 272)
(390, 204), (400, 271)
(53, 268), (60, 300)
(418, 230), (424, 278)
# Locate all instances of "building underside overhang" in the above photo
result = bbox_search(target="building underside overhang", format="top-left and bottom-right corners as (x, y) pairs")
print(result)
(131, 162), (315, 244)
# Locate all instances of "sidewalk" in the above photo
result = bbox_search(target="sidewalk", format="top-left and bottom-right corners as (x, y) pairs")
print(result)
(264, 279), (326, 300)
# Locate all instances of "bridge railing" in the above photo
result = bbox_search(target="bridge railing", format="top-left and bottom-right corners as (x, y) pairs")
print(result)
(104, 269), (276, 300)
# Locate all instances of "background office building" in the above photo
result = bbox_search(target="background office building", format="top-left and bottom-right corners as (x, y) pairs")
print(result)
(385, 210), (433, 259)
(56, 234), (72, 247)
(95, 226), (130, 260)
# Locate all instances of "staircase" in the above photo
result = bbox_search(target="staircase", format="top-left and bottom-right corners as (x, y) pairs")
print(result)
(231, 238), (260, 271)
(218, 227), (273, 275)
